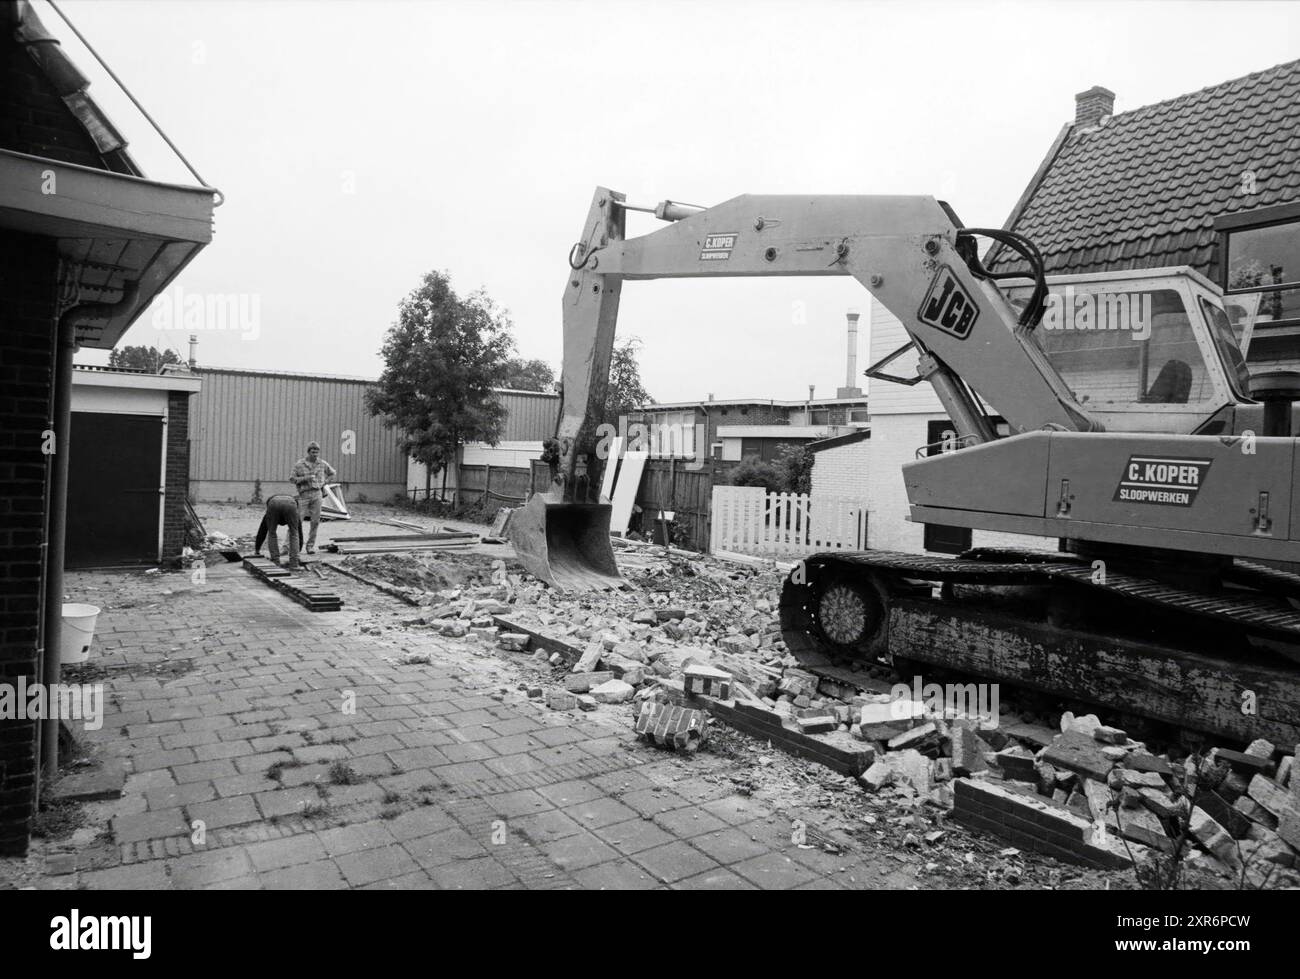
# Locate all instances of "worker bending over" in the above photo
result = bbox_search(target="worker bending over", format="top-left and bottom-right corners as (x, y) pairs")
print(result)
(291, 440), (337, 554)
(254, 494), (304, 569)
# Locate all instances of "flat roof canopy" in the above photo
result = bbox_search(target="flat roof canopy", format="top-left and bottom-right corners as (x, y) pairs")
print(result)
(0, 148), (216, 349)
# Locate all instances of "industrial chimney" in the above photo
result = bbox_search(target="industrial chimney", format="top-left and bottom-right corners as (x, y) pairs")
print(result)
(836, 309), (863, 399)
(188, 334), (198, 369)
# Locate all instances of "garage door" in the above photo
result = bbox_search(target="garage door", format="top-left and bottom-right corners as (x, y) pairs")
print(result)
(67, 412), (163, 568)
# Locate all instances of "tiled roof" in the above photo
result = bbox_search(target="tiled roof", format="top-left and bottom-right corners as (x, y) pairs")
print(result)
(989, 59), (1300, 281)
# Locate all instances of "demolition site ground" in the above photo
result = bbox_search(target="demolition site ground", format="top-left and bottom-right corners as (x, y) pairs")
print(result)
(2, 502), (1296, 891)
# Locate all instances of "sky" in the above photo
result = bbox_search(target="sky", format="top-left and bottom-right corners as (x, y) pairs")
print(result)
(63, 0), (1300, 403)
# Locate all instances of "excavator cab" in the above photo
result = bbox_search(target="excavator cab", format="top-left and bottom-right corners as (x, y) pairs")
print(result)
(1002, 267), (1257, 434)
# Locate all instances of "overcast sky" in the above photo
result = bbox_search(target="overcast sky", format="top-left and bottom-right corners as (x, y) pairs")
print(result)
(65, 0), (1300, 402)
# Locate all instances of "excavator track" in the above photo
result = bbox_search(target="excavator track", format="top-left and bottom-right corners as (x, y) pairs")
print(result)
(794, 547), (1300, 640)
(780, 547), (1300, 747)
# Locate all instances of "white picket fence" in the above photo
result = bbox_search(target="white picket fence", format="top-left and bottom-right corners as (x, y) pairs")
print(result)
(709, 486), (869, 559)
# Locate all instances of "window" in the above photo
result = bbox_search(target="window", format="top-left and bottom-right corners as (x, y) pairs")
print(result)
(848, 408), (871, 423)
(1028, 289), (1214, 407)
(1218, 205), (1300, 330)
(1199, 298), (1251, 399)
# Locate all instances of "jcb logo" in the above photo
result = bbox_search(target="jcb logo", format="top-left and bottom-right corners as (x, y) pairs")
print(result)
(918, 265), (978, 340)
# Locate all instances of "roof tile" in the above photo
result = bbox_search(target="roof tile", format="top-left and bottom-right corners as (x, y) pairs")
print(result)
(991, 58), (1300, 279)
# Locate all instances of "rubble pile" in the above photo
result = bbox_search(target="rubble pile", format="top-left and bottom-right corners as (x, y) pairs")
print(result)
(949, 715), (1300, 883)
(390, 546), (1300, 885)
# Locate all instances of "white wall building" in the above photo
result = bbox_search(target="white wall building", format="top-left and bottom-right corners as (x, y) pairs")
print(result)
(863, 298), (1054, 555)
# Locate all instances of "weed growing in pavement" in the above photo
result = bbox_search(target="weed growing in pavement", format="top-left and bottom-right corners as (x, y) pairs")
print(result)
(326, 761), (364, 785)
(301, 801), (330, 820)
(30, 799), (87, 840)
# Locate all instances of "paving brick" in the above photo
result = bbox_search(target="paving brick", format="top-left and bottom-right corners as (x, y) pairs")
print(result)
(173, 759), (240, 784)
(632, 841), (720, 884)
(653, 807), (729, 838)
(316, 821), (399, 857)
(538, 830), (620, 872)
(255, 786), (326, 819)
(592, 817), (677, 855)
(513, 808), (587, 845)
(571, 859), (661, 890)
(428, 855), (517, 890)
(383, 806), (459, 842)
(335, 844), (421, 887)
(689, 827), (772, 864)
(245, 833), (328, 872)
(112, 808), (189, 844)
(536, 779), (605, 807)
(403, 827), (488, 868)
(188, 796), (261, 831)
(145, 781), (217, 811)
(566, 796), (639, 830)
(260, 859), (349, 890)
(169, 847), (255, 888)
(484, 753), (549, 778)
(674, 867), (759, 890)
(80, 860), (172, 890)
(488, 789), (553, 819)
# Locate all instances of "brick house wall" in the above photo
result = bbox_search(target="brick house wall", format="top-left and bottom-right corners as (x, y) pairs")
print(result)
(163, 391), (193, 560)
(0, 29), (108, 166)
(0, 228), (58, 856)
(0, 19), (128, 855)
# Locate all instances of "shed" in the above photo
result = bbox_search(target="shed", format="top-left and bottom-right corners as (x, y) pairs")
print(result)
(68, 366), (201, 567)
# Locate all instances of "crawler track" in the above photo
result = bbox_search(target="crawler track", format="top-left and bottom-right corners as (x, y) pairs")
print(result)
(779, 547), (1300, 746)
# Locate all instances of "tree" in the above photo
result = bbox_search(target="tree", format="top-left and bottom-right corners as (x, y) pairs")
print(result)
(366, 270), (514, 501)
(604, 337), (654, 425)
(108, 345), (182, 373)
(501, 357), (556, 392)
(774, 443), (815, 495)
(727, 455), (783, 493)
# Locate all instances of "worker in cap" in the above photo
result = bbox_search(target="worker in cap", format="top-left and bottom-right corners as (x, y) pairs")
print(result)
(253, 495), (304, 569)
(290, 440), (337, 554)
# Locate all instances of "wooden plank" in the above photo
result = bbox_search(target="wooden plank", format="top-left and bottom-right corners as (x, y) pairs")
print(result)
(889, 597), (1300, 746)
(609, 451), (648, 536)
(599, 438), (623, 503)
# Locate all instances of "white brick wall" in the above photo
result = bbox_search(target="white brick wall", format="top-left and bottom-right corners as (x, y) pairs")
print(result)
(866, 413), (1054, 554)
(810, 439), (870, 501)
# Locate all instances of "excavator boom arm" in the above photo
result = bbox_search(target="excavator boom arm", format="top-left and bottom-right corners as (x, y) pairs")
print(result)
(512, 187), (1098, 590)
(554, 188), (1094, 500)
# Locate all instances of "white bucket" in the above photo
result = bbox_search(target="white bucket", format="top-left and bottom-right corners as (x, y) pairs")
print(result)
(59, 603), (100, 665)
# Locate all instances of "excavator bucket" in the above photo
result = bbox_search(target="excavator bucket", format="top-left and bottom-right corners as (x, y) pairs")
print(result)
(508, 495), (623, 591)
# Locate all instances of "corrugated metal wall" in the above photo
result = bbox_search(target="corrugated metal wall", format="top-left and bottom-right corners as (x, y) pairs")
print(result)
(190, 370), (559, 484)
(190, 368), (407, 484)
(495, 389), (559, 441)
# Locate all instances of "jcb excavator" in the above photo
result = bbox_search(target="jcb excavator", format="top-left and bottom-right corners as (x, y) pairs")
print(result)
(511, 187), (1300, 747)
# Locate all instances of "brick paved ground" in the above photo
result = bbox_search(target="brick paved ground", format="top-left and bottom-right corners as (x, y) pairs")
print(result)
(16, 561), (925, 890)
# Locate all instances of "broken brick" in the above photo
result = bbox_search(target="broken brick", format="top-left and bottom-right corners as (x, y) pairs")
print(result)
(591, 679), (635, 704)
(683, 663), (733, 700)
(1041, 729), (1117, 783)
(563, 671), (613, 693)
(634, 701), (707, 752)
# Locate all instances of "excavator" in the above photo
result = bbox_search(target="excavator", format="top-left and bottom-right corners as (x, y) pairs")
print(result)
(511, 186), (1300, 747)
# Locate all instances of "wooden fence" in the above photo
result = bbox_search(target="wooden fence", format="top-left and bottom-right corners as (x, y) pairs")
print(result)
(709, 486), (868, 559)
